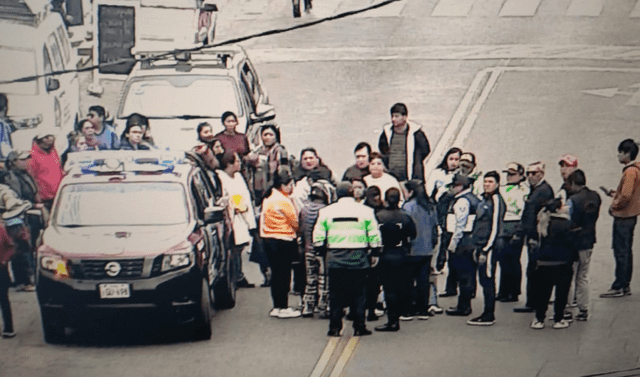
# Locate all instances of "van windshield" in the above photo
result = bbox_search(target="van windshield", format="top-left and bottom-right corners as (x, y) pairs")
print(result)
(56, 182), (190, 227)
(118, 75), (242, 119)
(0, 47), (38, 95)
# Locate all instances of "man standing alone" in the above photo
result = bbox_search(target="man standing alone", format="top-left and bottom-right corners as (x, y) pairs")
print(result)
(601, 139), (640, 298)
(378, 103), (430, 182)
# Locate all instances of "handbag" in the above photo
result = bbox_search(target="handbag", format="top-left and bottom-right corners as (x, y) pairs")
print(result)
(232, 213), (251, 246)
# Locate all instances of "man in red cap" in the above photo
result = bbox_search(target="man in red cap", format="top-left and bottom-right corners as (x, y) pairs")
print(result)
(557, 154), (579, 204)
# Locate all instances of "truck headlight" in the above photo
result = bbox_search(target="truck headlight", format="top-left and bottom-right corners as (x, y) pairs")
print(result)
(40, 255), (70, 278)
(161, 252), (194, 272)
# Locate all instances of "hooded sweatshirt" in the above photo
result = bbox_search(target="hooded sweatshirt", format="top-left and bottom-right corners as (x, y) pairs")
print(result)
(28, 141), (63, 202)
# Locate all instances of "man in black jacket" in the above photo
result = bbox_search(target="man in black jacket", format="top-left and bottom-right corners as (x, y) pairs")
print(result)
(378, 103), (430, 182)
(514, 162), (555, 313)
(566, 170), (601, 321)
(467, 171), (505, 326)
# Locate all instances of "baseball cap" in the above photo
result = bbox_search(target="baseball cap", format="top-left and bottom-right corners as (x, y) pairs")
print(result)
(34, 128), (56, 140)
(527, 161), (545, 173)
(459, 153), (476, 165)
(559, 154), (578, 167)
(503, 162), (525, 175)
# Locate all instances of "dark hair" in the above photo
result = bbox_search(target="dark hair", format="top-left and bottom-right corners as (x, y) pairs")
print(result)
(436, 147), (463, 172)
(261, 124), (281, 144)
(122, 121), (144, 141)
(0, 93), (7, 112)
(309, 186), (329, 204)
(300, 147), (318, 161)
(219, 152), (239, 171)
(350, 177), (367, 188)
(369, 151), (384, 163)
(88, 105), (106, 118)
(197, 122), (211, 141)
(354, 142), (371, 155)
(390, 103), (408, 116)
(484, 171), (500, 184)
(221, 111), (237, 124)
(567, 169), (586, 186)
(364, 186), (383, 210)
(75, 118), (93, 133)
(126, 113), (148, 129)
(385, 188), (401, 209)
(404, 180), (431, 211)
(618, 139), (639, 160)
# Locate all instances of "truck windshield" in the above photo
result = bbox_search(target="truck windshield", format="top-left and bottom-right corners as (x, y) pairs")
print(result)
(119, 75), (241, 119)
(0, 47), (38, 95)
(56, 182), (189, 227)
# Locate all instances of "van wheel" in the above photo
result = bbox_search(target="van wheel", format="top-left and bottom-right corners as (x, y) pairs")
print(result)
(213, 262), (236, 310)
(40, 308), (65, 344)
(193, 278), (212, 340)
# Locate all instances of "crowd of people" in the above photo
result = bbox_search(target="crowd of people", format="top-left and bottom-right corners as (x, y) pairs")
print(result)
(0, 95), (638, 340)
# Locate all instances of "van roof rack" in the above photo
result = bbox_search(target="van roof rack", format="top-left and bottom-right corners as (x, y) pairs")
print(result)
(0, 0), (48, 26)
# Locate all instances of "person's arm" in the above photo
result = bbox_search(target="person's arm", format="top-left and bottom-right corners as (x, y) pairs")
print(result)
(279, 198), (299, 233)
(482, 195), (502, 253)
(416, 130), (430, 161)
(448, 198), (470, 251)
(611, 168), (640, 211)
(378, 131), (389, 156)
(365, 211), (382, 256)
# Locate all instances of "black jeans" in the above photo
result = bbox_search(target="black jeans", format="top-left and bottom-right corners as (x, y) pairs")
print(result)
(405, 256), (432, 315)
(611, 216), (637, 290)
(365, 266), (380, 315)
(477, 250), (496, 317)
(264, 238), (297, 309)
(0, 264), (13, 333)
(532, 263), (573, 322)
(379, 259), (410, 324)
(525, 240), (538, 308)
(328, 269), (367, 331)
(450, 247), (476, 312)
(497, 235), (524, 298)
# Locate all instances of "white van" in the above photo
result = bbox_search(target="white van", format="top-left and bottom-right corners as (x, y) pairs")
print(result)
(0, 0), (80, 152)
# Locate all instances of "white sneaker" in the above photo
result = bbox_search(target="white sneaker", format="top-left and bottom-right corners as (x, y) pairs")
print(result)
(269, 308), (280, 317)
(531, 320), (545, 329)
(552, 319), (570, 329)
(429, 305), (444, 315)
(278, 308), (302, 319)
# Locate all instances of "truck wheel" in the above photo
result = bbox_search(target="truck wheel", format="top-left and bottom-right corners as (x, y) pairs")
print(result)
(40, 308), (65, 344)
(193, 278), (212, 340)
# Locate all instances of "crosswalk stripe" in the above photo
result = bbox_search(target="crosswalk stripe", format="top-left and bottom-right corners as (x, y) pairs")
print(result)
(499, 0), (542, 16)
(431, 0), (475, 17)
(631, 0), (640, 18)
(565, 0), (604, 16)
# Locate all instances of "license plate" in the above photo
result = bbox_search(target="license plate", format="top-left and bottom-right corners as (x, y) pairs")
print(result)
(99, 284), (130, 299)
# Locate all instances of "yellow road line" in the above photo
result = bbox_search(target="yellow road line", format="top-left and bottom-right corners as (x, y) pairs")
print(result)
(329, 337), (359, 377)
(309, 337), (340, 377)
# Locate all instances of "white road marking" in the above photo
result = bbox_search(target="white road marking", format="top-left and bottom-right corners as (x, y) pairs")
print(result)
(329, 337), (359, 377)
(565, 0), (604, 17)
(431, 0), (475, 17)
(499, 0), (541, 16)
(248, 45), (640, 64)
(309, 337), (340, 377)
(631, 0), (640, 18)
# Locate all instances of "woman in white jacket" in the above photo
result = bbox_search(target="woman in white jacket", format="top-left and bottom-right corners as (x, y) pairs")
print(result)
(426, 147), (462, 202)
(217, 152), (257, 288)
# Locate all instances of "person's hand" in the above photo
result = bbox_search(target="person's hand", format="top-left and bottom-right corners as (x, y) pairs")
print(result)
(478, 253), (487, 265)
(370, 256), (379, 268)
(447, 244), (456, 253)
(528, 239), (539, 250)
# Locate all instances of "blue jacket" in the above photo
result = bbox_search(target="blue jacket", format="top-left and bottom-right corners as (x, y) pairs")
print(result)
(402, 199), (438, 257)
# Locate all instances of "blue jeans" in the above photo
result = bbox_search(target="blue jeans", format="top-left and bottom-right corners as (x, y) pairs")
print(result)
(611, 216), (637, 290)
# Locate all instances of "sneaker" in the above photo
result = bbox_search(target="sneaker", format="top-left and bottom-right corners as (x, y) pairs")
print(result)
(467, 315), (495, 326)
(269, 308), (281, 317)
(17, 284), (36, 292)
(374, 308), (385, 317)
(428, 305), (443, 315)
(531, 320), (545, 329)
(1, 331), (16, 338)
(563, 311), (573, 323)
(399, 314), (414, 321)
(552, 319), (570, 329)
(624, 287), (632, 296)
(278, 308), (302, 319)
(417, 312), (430, 320)
(575, 311), (589, 321)
(600, 289), (624, 298)
(567, 301), (578, 308)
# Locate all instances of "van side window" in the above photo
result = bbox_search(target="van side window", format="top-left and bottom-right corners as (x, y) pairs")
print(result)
(56, 25), (71, 64)
(47, 33), (64, 70)
(43, 46), (53, 76)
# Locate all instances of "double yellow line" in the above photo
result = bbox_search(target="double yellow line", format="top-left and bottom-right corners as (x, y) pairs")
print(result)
(309, 336), (360, 377)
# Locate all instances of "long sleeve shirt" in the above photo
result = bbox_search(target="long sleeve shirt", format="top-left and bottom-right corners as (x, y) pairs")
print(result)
(610, 161), (640, 218)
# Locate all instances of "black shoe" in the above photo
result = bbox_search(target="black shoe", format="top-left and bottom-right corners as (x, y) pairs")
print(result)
(375, 323), (399, 332)
(327, 328), (342, 337)
(467, 315), (495, 326)
(445, 308), (472, 316)
(439, 292), (457, 297)
(353, 327), (372, 336)
(367, 313), (379, 322)
(513, 306), (535, 313)
(236, 278), (255, 288)
(500, 295), (518, 302)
